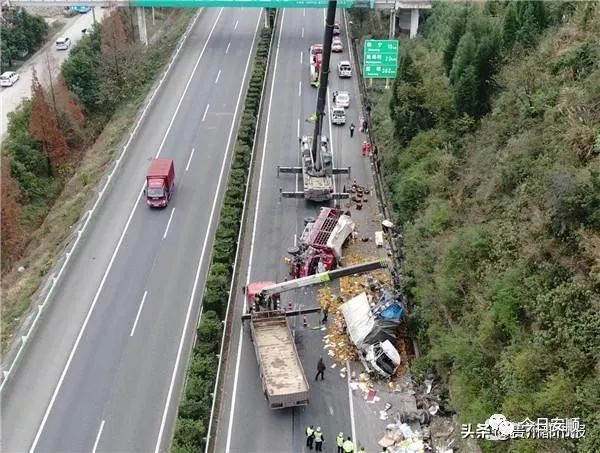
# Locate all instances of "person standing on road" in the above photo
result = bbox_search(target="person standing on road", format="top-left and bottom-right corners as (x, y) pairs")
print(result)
(314, 427), (324, 451)
(343, 436), (355, 452)
(315, 357), (326, 380)
(349, 123), (355, 138)
(336, 432), (345, 453)
(306, 425), (315, 450)
(321, 305), (329, 325)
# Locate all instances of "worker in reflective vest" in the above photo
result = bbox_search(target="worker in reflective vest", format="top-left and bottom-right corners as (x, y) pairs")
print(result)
(336, 432), (344, 453)
(314, 427), (324, 451)
(306, 425), (315, 450)
(343, 436), (355, 452)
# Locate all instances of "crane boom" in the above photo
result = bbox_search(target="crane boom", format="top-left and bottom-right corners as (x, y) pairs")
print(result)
(259, 259), (388, 299)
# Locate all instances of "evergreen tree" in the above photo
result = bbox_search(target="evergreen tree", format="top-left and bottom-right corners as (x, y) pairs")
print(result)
(474, 32), (500, 114)
(453, 65), (479, 116)
(502, 3), (519, 50)
(515, 1), (547, 48)
(449, 31), (477, 86)
(443, 8), (469, 75)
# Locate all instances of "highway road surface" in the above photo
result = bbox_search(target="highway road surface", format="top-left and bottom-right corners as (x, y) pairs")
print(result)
(0, 7), (262, 453)
(215, 7), (382, 453)
(0, 8), (110, 137)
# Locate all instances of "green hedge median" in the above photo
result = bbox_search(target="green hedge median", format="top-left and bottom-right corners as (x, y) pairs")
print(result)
(171, 22), (274, 453)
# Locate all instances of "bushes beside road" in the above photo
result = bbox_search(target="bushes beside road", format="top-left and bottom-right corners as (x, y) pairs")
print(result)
(172, 21), (274, 453)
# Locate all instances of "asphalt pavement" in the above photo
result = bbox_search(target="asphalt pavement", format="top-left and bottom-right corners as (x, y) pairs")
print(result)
(0, 7), (262, 453)
(0, 8), (110, 137)
(215, 7), (381, 453)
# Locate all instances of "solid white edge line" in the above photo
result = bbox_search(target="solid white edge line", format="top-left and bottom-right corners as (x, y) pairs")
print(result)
(346, 360), (357, 444)
(224, 9), (286, 453)
(202, 104), (210, 122)
(215, 69), (221, 84)
(226, 41), (231, 54)
(185, 148), (195, 171)
(0, 6), (204, 397)
(163, 208), (176, 239)
(130, 291), (149, 337)
(28, 9), (225, 453)
(92, 419), (105, 453)
(154, 11), (263, 453)
(204, 9), (275, 452)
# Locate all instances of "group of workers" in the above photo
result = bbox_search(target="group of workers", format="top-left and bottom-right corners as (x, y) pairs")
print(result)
(306, 427), (369, 452)
(305, 425), (393, 452)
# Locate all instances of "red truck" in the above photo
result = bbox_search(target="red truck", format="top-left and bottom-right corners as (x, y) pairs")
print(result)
(145, 159), (175, 208)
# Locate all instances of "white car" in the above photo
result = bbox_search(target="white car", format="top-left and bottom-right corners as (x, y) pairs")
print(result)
(0, 71), (19, 87)
(331, 107), (346, 125)
(338, 61), (352, 78)
(55, 37), (71, 51)
(332, 36), (343, 53)
(333, 90), (350, 108)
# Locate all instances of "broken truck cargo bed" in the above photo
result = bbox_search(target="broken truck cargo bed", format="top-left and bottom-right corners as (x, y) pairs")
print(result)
(249, 310), (309, 409)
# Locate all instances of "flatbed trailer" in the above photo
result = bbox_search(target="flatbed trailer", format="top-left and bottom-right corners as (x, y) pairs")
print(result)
(249, 310), (310, 409)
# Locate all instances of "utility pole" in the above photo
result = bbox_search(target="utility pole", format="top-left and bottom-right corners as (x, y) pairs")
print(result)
(310, 0), (337, 174)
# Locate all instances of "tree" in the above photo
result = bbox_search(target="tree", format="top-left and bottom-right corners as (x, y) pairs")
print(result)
(443, 8), (469, 75)
(449, 32), (477, 87)
(1, 157), (24, 268)
(515, 1), (547, 48)
(62, 31), (103, 112)
(101, 10), (129, 86)
(453, 65), (479, 117)
(502, 3), (519, 50)
(29, 70), (69, 175)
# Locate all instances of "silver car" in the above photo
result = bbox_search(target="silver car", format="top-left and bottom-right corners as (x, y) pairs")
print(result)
(333, 90), (350, 108)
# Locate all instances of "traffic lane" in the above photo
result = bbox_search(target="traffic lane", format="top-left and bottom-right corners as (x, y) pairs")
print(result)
(30, 9), (257, 452)
(95, 11), (263, 453)
(0, 9), (221, 453)
(227, 8), (354, 452)
(0, 8), (111, 136)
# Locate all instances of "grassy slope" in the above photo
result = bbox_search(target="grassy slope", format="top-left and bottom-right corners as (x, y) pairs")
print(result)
(366, 3), (599, 452)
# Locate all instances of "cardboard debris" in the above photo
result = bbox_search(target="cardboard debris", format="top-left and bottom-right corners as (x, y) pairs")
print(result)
(378, 423), (425, 453)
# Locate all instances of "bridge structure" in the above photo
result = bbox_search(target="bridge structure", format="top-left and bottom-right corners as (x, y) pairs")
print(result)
(5, 0), (429, 43)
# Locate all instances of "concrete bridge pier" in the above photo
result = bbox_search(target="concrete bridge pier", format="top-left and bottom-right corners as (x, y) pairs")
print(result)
(137, 7), (148, 45)
(410, 7), (418, 38)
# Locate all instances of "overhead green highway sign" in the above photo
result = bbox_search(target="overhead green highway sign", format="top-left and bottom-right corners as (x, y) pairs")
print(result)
(363, 39), (398, 78)
(131, 0), (373, 7)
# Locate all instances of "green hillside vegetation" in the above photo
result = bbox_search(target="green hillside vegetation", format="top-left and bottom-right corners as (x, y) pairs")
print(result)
(364, 2), (599, 451)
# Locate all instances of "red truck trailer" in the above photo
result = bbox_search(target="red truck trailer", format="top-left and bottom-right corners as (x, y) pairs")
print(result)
(146, 159), (175, 208)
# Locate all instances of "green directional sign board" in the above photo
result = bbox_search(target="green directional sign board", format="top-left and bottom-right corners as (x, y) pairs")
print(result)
(131, 0), (372, 8)
(363, 39), (398, 79)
